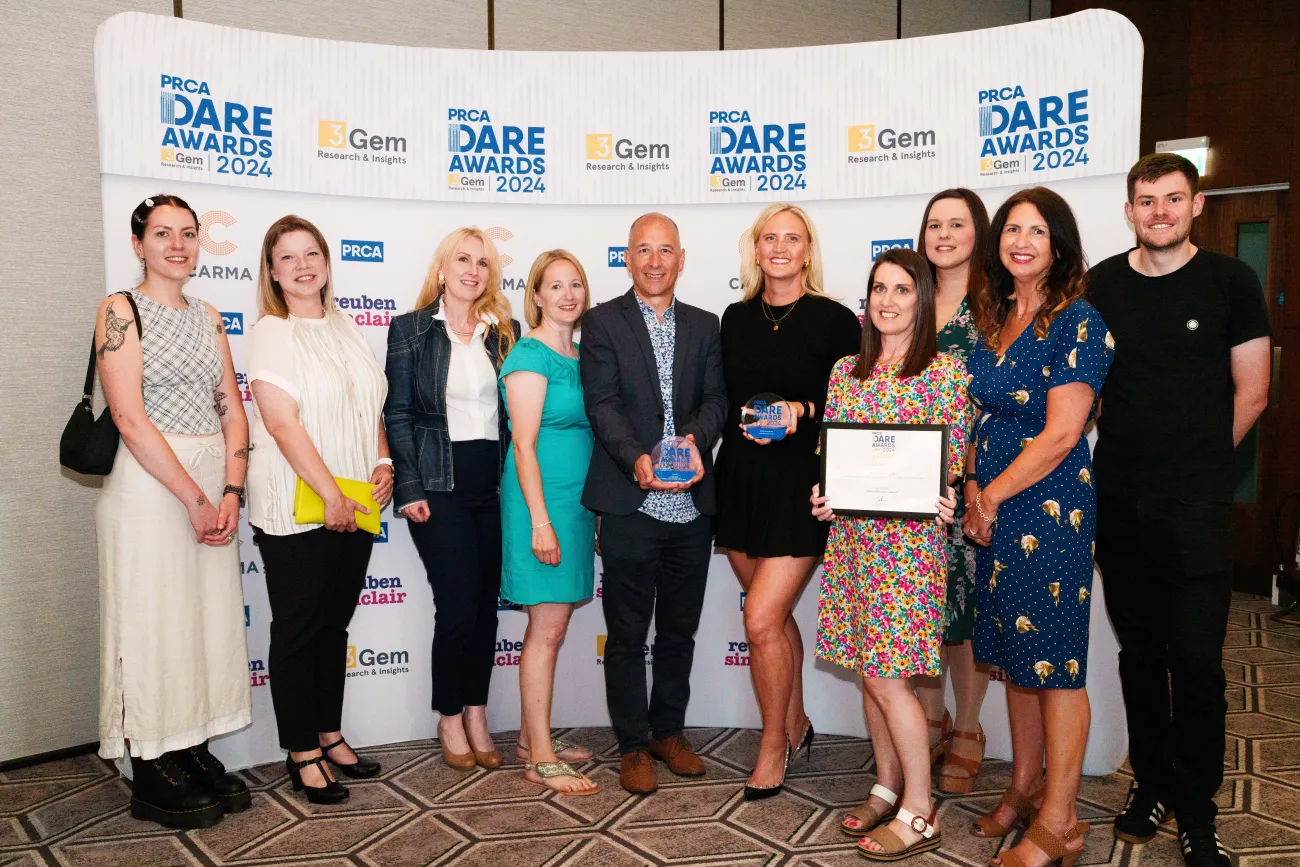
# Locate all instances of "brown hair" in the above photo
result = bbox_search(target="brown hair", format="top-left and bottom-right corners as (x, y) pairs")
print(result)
(131, 194), (199, 241)
(973, 186), (1087, 348)
(523, 249), (591, 329)
(916, 187), (990, 304)
(1127, 152), (1199, 202)
(414, 227), (516, 362)
(256, 215), (335, 319)
(852, 247), (937, 381)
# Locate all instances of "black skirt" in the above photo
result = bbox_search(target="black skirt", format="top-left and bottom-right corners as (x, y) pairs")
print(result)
(713, 444), (830, 559)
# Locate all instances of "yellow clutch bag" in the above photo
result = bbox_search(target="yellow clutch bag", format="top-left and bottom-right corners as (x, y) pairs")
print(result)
(293, 477), (382, 535)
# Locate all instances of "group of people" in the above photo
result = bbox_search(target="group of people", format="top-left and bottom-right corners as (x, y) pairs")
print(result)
(91, 151), (1270, 867)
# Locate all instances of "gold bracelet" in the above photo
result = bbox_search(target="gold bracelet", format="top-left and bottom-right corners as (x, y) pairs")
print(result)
(532, 520), (552, 529)
(975, 490), (997, 523)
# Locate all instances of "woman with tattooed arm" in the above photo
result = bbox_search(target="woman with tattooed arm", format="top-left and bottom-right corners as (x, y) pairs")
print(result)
(95, 195), (253, 830)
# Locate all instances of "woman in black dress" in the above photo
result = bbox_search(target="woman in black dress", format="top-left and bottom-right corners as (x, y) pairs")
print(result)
(716, 203), (862, 798)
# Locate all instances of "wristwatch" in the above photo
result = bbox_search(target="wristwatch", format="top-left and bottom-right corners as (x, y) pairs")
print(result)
(223, 484), (245, 506)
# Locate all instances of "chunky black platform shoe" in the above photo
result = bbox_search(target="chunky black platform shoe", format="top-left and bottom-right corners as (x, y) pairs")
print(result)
(286, 754), (349, 804)
(321, 737), (381, 779)
(175, 741), (252, 813)
(129, 753), (224, 829)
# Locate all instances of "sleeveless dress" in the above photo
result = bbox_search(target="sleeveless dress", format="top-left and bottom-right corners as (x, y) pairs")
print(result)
(499, 337), (596, 604)
(937, 297), (980, 643)
(968, 299), (1113, 689)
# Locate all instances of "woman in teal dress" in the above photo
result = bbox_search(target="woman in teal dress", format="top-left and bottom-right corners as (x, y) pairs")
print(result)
(908, 188), (996, 796)
(500, 250), (599, 796)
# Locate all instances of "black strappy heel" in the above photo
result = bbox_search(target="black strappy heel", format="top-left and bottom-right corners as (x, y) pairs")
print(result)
(286, 754), (349, 804)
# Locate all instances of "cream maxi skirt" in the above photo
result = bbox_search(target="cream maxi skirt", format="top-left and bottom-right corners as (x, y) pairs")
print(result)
(96, 433), (252, 760)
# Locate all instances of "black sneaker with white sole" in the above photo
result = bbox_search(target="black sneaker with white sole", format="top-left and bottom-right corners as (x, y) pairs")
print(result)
(1180, 826), (1230, 867)
(1115, 781), (1171, 844)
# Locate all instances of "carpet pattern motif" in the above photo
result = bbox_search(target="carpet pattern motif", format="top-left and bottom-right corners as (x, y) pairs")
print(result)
(2, 594), (1298, 866)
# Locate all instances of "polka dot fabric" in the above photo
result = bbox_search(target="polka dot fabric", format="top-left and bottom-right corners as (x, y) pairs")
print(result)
(969, 299), (1113, 689)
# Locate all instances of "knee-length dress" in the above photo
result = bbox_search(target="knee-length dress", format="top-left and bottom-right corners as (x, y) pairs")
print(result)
(815, 353), (971, 679)
(499, 337), (596, 604)
(969, 299), (1113, 689)
(938, 297), (980, 643)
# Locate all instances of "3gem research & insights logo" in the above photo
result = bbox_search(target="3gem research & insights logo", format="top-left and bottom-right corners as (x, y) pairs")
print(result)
(595, 634), (652, 666)
(585, 132), (672, 175)
(159, 75), (273, 178)
(446, 108), (546, 194)
(977, 84), (1090, 178)
(707, 110), (807, 194)
(317, 119), (408, 167)
(346, 644), (411, 678)
(846, 122), (937, 166)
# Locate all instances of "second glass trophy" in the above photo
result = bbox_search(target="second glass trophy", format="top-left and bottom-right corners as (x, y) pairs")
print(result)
(741, 393), (789, 440)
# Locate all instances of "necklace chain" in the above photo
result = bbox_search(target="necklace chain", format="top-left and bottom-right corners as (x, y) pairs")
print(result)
(761, 292), (802, 331)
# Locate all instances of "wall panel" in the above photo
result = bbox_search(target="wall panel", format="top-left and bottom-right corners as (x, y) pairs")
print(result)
(901, 0), (1030, 38)
(183, 0), (487, 48)
(725, 0), (895, 49)
(495, 0), (717, 51)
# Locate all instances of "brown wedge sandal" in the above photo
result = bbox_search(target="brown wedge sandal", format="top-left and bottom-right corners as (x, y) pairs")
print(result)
(840, 784), (899, 836)
(992, 819), (1089, 867)
(857, 805), (942, 861)
(938, 727), (986, 794)
(928, 710), (953, 767)
(971, 786), (1040, 838)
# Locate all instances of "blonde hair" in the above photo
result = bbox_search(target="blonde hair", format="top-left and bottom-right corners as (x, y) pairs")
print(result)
(523, 250), (591, 329)
(738, 203), (829, 302)
(414, 227), (516, 361)
(257, 215), (336, 319)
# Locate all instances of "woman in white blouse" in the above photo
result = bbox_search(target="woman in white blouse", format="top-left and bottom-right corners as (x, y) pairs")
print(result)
(384, 227), (519, 771)
(246, 215), (391, 804)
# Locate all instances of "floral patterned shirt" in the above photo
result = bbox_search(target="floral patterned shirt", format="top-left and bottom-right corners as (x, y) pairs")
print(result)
(637, 294), (700, 524)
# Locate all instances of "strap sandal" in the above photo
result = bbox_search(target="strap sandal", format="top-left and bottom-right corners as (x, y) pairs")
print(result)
(928, 710), (954, 766)
(994, 819), (1089, 867)
(857, 805), (942, 861)
(522, 760), (601, 797)
(938, 727), (986, 794)
(841, 784), (899, 836)
(516, 737), (595, 764)
(971, 785), (1041, 838)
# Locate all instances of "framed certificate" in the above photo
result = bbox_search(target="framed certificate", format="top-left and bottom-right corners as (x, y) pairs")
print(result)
(819, 422), (950, 520)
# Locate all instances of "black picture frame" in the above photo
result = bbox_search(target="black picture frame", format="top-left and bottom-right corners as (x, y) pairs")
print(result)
(818, 422), (950, 520)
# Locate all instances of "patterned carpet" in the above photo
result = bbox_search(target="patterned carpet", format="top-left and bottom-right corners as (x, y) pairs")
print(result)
(2, 594), (1298, 866)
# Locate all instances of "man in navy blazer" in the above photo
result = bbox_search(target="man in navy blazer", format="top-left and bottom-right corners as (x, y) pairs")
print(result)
(580, 213), (727, 794)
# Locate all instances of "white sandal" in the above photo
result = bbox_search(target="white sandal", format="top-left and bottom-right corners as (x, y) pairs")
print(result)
(840, 783), (899, 836)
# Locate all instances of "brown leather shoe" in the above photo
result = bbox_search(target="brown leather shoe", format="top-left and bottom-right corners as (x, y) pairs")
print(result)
(619, 750), (658, 794)
(649, 734), (705, 777)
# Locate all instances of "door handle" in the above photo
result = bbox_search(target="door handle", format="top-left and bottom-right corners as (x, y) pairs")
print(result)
(1271, 345), (1282, 408)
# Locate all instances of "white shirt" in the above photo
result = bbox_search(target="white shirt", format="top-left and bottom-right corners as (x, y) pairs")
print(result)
(435, 308), (499, 442)
(246, 311), (388, 535)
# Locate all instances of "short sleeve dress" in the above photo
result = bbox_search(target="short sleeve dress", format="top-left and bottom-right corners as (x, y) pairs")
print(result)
(938, 296), (981, 643)
(815, 353), (972, 679)
(968, 299), (1113, 689)
(498, 337), (596, 605)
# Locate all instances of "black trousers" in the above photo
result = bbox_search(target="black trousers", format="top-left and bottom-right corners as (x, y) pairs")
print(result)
(599, 510), (712, 754)
(407, 440), (501, 717)
(1095, 494), (1234, 831)
(253, 525), (374, 752)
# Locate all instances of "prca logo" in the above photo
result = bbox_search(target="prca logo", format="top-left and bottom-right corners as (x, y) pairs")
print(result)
(608, 247), (627, 267)
(317, 120), (408, 166)
(376, 522), (389, 543)
(977, 85), (1089, 176)
(341, 240), (384, 262)
(847, 123), (937, 165)
(585, 132), (671, 174)
(708, 110), (806, 194)
(346, 644), (410, 677)
(358, 574), (406, 606)
(220, 312), (244, 335)
(240, 559), (259, 575)
(871, 238), (914, 259)
(446, 108), (545, 194)
(159, 76), (272, 178)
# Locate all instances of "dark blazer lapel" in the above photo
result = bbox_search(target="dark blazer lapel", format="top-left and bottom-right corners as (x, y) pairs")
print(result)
(621, 289), (664, 407)
(671, 299), (691, 417)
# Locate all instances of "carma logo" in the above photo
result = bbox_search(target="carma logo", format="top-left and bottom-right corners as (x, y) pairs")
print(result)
(198, 211), (236, 256)
(341, 240), (384, 262)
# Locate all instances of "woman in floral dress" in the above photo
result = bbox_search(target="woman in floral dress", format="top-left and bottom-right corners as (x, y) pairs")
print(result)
(811, 248), (969, 861)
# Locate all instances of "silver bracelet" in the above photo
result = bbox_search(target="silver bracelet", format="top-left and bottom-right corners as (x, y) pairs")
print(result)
(975, 490), (997, 523)
(532, 520), (552, 529)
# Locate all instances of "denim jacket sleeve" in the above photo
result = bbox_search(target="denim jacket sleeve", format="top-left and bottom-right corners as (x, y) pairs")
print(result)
(383, 314), (424, 512)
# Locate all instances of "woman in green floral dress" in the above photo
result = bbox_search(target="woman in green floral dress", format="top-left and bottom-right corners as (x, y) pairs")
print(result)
(913, 188), (994, 794)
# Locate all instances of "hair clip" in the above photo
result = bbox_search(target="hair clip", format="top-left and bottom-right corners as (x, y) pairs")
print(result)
(144, 197), (154, 207)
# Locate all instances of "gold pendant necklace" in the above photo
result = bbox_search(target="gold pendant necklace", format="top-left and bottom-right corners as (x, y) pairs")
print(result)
(761, 293), (802, 331)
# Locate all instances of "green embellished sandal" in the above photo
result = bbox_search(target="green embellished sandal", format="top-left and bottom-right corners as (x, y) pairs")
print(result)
(515, 737), (595, 764)
(522, 761), (601, 796)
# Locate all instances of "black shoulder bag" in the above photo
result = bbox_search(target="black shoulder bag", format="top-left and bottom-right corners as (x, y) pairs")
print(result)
(60, 292), (144, 475)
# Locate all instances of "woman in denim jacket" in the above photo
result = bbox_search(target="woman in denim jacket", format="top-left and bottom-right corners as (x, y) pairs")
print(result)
(384, 227), (520, 770)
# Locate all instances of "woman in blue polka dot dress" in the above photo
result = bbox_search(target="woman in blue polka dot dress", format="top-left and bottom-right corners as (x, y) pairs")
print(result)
(962, 187), (1113, 867)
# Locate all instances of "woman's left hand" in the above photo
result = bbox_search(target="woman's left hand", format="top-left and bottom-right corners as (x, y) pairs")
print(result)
(741, 400), (800, 445)
(206, 492), (241, 546)
(962, 487), (995, 546)
(370, 463), (394, 507)
(935, 486), (957, 526)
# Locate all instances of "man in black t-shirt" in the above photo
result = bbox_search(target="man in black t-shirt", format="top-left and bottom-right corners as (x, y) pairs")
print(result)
(1087, 154), (1271, 867)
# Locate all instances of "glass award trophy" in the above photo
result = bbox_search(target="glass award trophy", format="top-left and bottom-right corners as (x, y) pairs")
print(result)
(650, 435), (695, 482)
(741, 393), (789, 440)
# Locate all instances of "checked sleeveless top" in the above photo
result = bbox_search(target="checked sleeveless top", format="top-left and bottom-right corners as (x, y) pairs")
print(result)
(128, 289), (224, 436)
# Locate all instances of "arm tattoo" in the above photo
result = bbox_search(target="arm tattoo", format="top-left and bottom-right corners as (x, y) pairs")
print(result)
(196, 495), (207, 506)
(213, 390), (229, 418)
(97, 305), (131, 359)
(233, 446), (248, 460)
(216, 318), (225, 334)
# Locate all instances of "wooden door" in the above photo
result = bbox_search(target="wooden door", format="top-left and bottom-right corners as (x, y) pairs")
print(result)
(1190, 191), (1286, 594)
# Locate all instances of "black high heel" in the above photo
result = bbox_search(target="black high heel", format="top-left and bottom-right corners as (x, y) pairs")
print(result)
(743, 744), (791, 801)
(794, 720), (815, 762)
(286, 754), (349, 804)
(321, 737), (382, 779)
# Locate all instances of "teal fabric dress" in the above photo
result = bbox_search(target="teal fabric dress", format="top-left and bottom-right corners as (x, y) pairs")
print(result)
(499, 337), (596, 605)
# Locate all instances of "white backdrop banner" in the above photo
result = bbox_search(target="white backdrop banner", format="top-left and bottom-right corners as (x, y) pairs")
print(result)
(94, 10), (1142, 775)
